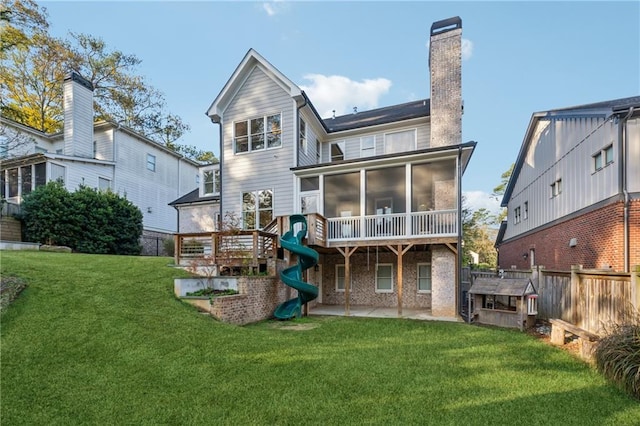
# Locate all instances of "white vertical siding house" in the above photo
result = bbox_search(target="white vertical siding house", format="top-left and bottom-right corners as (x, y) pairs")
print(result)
(185, 16), (476, 319)
(496, 97), (640, 272)
(0, 72), (200, 254)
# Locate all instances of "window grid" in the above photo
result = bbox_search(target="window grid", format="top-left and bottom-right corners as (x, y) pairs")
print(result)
(146, 154), (156, 172)
(234, 114), (282, 154)
(417, 263), (432, 293)
(376, 263), (393, 293)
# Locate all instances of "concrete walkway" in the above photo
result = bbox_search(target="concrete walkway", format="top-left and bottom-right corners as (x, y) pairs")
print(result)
(308, 304), (462, 323)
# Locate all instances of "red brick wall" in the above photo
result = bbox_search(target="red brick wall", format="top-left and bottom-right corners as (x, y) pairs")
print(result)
(498, 200), (640, 271)
(210, 275), (292, 325)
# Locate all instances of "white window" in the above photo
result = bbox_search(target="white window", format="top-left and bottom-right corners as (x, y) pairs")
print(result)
(527, 295), (538, 315)
(417, 263), (431, 293)
(98, 177), (111, 191)
(51, 163), (66, 184)
(514, 206), (521, 224)
(316, 139), (321, 163)
(330, 141), (345, 161)
(593, 144), (614, 171)
(384, 129), (416, 154)
(234, 114), (282, 154)
(551, 178), (562, 198)
(376, 264), (393, 292)
(299, 118), (307, 154)
(202, 169), (220, 195)
(335, 264), (352, 292)
(523, 201), (528, 220)
(146, 154), (156, 172)
(360, 135), (375, 157)
(242, 189), (273, 229)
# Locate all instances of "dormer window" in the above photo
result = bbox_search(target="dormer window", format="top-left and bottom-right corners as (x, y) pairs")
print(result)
(200, 167), (220, 196)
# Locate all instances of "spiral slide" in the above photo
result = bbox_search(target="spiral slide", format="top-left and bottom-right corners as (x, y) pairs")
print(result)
(273, 214), (319, 319)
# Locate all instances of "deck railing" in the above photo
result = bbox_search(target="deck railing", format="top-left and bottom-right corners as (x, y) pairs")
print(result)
(326, 210), (457, 242)
(175, 230), (277, 266)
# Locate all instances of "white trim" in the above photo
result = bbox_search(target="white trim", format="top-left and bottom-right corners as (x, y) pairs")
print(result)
(375, 263), (394, 293)
(417, 262), (432, 293)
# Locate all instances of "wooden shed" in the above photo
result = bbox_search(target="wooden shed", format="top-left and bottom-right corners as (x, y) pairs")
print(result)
(469, 277), (538, 331)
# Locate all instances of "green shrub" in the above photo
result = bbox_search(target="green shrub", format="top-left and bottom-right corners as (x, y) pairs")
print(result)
(594, 315), (640, 400)
(21, 182), (142, 255)
(163, 238), (175, 257)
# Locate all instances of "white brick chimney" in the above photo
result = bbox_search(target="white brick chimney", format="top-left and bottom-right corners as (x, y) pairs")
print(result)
(429, 16), (462, 148)
(63, 72), (94, 158)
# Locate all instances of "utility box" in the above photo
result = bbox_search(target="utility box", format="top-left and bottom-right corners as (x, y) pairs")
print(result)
(469, 277), (537, 331)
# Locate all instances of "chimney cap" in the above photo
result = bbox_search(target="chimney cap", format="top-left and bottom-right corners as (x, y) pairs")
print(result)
(64, 71), (94, 91)
(430, 16), (462, 36)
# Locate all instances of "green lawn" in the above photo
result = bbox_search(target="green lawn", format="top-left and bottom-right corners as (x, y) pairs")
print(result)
(1, 251), (638, 425)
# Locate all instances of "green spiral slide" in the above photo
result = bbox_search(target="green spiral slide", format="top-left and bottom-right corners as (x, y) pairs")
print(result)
(273, 214), (319, 319)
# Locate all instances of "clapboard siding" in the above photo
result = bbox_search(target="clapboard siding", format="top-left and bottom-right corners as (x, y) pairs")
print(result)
(94, 128), (114, 161)
(504, 116), (621, 240)
(321, 120), (430, 162)
(54, 160), (114, 192)
(221, 67), (295, 219)
(115, 132), (198, 233)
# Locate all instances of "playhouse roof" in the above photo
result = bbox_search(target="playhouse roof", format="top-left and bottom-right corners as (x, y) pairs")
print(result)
(469, 278), (536, 297)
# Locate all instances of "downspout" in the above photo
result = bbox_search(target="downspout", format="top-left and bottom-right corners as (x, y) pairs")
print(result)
(295, 95), (308, 168)
(618, 107), (634, 272)
(457, 146), (463, 320)
(217, 120), (223, 230)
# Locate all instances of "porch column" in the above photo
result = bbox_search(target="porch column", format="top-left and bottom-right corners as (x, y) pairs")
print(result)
(388, 244), (413, 316)
(337, 246), (357, 316)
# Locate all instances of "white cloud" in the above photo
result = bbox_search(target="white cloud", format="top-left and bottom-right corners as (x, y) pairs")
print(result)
(463, 190), (502, 216)
(300, 74), (392, 119)
(461, 38), (473, 61)
(262, 1), (287, 17)
(263, 3), (276, 16)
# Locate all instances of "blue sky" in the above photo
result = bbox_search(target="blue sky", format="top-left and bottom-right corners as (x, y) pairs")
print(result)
(41, 1), (640, 214)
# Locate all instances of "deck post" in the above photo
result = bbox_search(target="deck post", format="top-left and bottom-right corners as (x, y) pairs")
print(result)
(337, 246), (357, 316)
(388, 244), (413, 316)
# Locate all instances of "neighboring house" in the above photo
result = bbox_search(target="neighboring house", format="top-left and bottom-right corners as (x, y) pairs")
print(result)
(495, 96), (640, 272)
(176, 16), (475, 319)
(0, 72), (201, 254)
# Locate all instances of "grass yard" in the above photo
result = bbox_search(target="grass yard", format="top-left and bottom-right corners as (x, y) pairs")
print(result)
(1, 251), (638, 425)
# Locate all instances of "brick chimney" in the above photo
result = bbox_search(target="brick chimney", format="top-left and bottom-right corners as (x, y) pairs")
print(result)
(429, 16), (462, 148)
(63, 71), (94, 158)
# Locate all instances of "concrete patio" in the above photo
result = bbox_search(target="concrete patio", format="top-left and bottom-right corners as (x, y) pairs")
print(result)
(307, 304), (462, 323)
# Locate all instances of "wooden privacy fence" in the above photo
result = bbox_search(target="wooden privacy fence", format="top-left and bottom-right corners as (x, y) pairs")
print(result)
(502, 265), (640, 334)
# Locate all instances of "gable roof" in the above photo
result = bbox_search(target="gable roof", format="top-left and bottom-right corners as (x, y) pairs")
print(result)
(501, 95), (640, 207)
(206, 49), (303, 123)
(469, 277), (536, 297)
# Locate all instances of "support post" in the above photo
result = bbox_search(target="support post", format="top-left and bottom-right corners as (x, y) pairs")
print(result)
(337, 246), (357, 316)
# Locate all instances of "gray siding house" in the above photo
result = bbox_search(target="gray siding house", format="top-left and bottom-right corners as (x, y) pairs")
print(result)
(496, 96), (640, 272)
(177, 17), (476, 319)
(1, 72), (201, 254)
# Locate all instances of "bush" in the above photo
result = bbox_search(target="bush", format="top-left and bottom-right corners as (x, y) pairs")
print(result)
(21, 182), (143, 255)
(594, 315), (640, 400)
(163, 238), (175, 257)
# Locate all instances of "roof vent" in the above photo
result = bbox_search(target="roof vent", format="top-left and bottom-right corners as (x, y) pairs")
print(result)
(353, 107), (358, 114)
